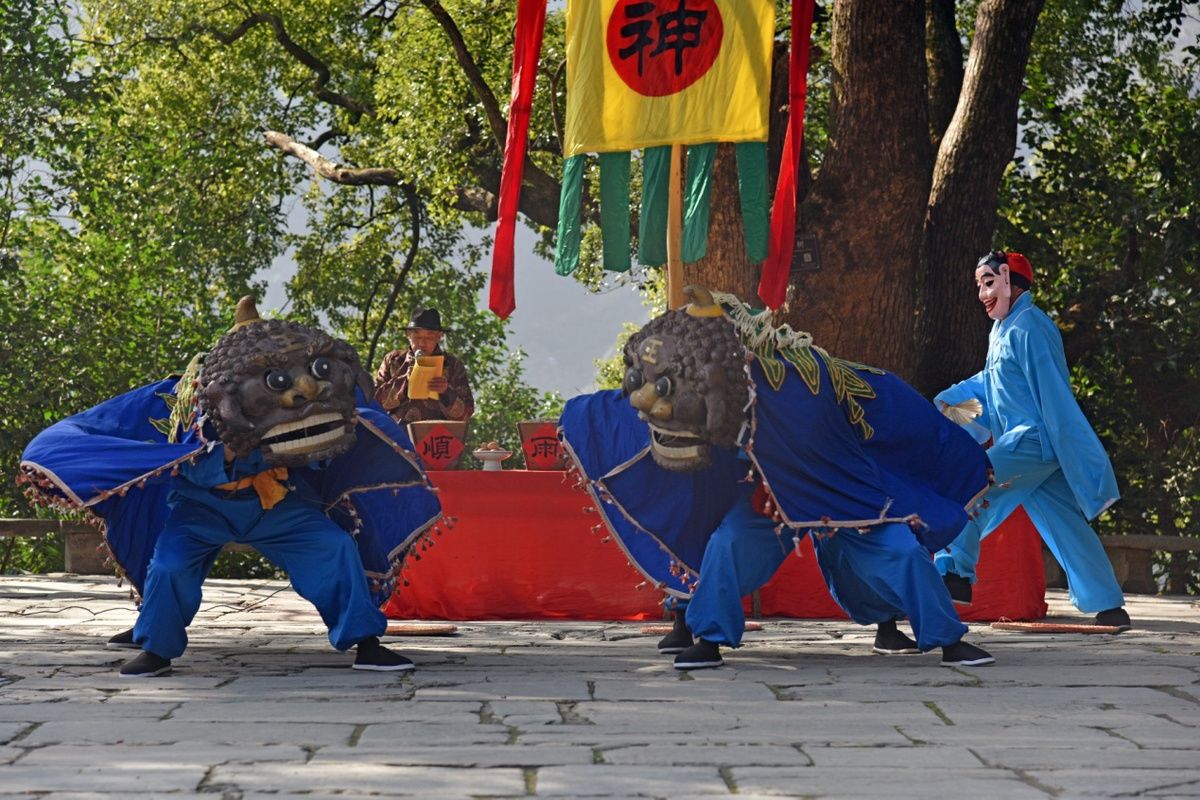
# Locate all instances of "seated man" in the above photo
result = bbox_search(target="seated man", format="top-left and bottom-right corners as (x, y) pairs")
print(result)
(20, 298), (442, 677)
(560, 288), (994, 669)
(374, 308), (474, 426)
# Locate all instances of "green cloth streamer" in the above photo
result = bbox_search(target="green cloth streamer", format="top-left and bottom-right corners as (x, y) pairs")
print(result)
(682, 142), (717, 263)
(554, 154), (585, 276)
(638, 145), (671, 267)
(736, 141), (768, 264)
(599, 151), (632, 272)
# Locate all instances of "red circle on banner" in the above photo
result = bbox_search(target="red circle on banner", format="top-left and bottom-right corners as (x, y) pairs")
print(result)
(606, 0), (724, 97)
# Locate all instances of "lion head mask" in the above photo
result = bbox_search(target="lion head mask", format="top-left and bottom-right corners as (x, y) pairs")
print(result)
(197, 298), (374, 467)
(622, 290), (749, 472)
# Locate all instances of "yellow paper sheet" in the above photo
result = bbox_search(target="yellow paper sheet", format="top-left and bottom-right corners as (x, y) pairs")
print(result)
(407, 355), (444, 400)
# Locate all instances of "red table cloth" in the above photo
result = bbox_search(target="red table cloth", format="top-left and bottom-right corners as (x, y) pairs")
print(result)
(383, 471), (1047, 622)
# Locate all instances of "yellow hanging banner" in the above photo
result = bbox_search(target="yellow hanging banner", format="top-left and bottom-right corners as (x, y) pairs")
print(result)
(564, 0), (774, 157)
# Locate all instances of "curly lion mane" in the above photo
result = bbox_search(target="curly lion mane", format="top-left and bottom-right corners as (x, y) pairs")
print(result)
(624, 310), (749, 447)
(198, 319), (366, 447)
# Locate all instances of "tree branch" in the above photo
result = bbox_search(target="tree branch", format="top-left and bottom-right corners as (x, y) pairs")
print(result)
(417, 1), (563, 229)
(193, 12), (374, 119)
(417, 0), (507, 151)
(366, 186), (423, 368)
(263, 130), (401, 186)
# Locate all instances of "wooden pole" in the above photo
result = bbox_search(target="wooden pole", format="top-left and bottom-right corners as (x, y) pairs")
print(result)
(665, 143), (686, 309)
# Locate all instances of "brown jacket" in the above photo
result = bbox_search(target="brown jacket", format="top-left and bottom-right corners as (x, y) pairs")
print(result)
(373, 348), (474, 424)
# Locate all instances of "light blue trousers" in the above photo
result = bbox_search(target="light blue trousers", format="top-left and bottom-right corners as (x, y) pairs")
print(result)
(934, 436), (1124, 614)
(134, 490), (386, 659)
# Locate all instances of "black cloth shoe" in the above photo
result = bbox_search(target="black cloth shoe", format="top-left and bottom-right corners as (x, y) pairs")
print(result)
(106, 628), (139, 650)
(942, 572), (973, 605)
(1094, 607), (1133, 632)
(353, 636), (415, 672)
(657, 613), (694, 654)
(119, 650), (172, 678)
(673, 639), (723, 670)
(873, 620), (920, 655)
(940, 641), (995, 667)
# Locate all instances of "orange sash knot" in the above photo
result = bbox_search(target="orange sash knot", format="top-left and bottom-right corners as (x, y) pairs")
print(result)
(216, 467), (289, 510)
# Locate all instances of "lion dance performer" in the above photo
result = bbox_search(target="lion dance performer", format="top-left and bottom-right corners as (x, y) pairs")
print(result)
(560, 288), (995, 669)
(19, 298), (442, 677)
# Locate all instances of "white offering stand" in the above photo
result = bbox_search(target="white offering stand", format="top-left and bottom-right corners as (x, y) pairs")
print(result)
(473, 449), (512, 471)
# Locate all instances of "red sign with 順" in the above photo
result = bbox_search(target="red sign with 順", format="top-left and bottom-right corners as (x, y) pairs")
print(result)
(415, 423), (465, 470)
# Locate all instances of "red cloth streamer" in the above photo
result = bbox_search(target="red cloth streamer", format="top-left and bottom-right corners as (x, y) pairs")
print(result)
(489, 0), (547, 319)
(758, 0), (816, 309)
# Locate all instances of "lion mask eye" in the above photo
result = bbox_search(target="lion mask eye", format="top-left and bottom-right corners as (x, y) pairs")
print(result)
(654, 376), (673, 397)
(623, 367), (643, 395)
(310, 357), (332, 380)
(264, 369), (292, 392)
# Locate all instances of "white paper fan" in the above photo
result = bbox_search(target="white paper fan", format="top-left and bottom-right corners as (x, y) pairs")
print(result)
(942, 398), (983, 426)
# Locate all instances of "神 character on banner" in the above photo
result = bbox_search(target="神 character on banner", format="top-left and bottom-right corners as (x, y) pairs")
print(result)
(560, 288), (996, 670)
(19, 298), (443, 677)
(934, 251), (1131, 631)
(491, 0), (814, 316)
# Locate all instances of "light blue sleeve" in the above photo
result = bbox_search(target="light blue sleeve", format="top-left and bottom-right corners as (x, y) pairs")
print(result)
(1019, 320), (1119, 519)
(934, 370), (987, 409)
(934, 371), (991, 443)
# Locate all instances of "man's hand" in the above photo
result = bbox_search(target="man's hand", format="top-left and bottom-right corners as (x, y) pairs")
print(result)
(427, 375), (450, 395)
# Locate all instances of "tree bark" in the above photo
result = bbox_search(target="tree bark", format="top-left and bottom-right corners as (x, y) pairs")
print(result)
(912, 0), (1045, 395)
(926, 0), (964, 151)
(783, 0), (934, 376)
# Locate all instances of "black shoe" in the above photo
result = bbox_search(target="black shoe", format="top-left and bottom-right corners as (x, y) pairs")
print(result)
(673, 639), (723, 670)
(940, 641), (995, 667)
(106, 628), (139, 650)
(657, 613), (694, 654)
(353, 636), (415, 672)
(943, 572), (973, 605)
(1094, 607), (1132, 632)
(873, 620), (920, 655)
(119, 650), (172, 678)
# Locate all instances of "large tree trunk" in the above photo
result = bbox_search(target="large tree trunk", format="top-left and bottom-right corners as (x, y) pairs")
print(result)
(782, 0), (934, 376)
(912, 0), (1045, 394)
(688, 0), (1043, 395)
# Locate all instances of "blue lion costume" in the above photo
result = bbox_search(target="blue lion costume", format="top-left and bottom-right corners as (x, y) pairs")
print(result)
(19, 298), (441, 676)
(559, 289), (996, 668)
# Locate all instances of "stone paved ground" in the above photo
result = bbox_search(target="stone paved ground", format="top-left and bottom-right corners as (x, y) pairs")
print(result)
(0, 575), (1197, 799)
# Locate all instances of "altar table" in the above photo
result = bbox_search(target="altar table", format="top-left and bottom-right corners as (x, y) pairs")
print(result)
(382, 471), (1048, 623)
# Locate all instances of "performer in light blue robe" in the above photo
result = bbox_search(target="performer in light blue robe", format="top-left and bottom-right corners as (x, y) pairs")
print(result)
(934, 251), (1129, 628)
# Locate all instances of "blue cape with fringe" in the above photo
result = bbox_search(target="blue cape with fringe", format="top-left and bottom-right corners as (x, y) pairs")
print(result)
(19, 378), (442, 605)
(560, 352), (989, 599)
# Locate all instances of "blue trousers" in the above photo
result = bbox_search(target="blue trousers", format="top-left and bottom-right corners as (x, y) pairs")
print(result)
(683, 489), (790, 647)
(934, 437), (1123, 614)
(133, 490), (386, 659)
(814, 523), (967, 650)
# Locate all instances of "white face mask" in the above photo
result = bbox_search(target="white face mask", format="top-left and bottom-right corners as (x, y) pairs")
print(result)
(976, 264), (1013, 320)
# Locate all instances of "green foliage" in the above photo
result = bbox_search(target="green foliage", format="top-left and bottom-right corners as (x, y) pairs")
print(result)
(0, 0), (579, 577)
(0, 534), (64, 575)
(996, 0), (1200, 575)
